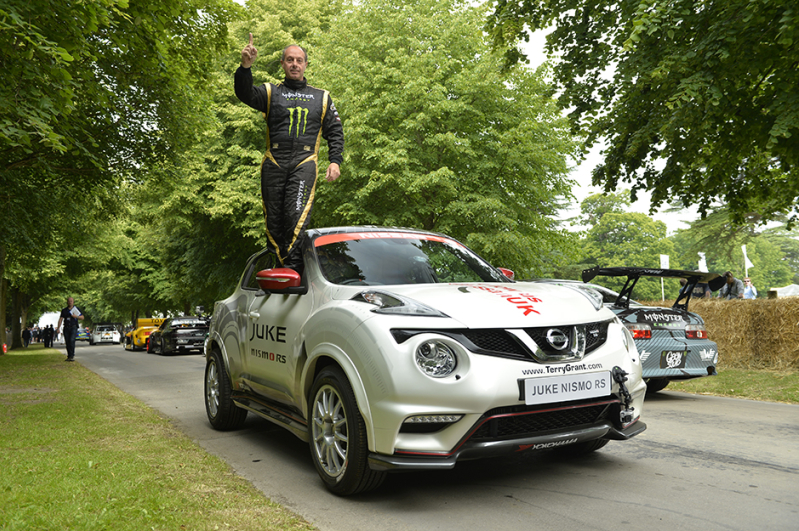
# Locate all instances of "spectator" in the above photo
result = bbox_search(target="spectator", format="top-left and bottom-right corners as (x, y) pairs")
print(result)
(692, 280), (712, 298)
(56, 296), (84, 362)
(717, 271), (745, 300)
(22, 326), (32, 348)
(743, 277), (758, 299)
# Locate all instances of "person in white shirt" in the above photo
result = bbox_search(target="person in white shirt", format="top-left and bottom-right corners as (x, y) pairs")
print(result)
(743, 277), (758, 299)
(56, 297), (84, 361)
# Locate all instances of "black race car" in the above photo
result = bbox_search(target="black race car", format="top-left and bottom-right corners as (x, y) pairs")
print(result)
(147, 317), (209, 356)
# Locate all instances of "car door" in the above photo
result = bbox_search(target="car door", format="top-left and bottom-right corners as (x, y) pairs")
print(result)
(242, 264), (314, 408)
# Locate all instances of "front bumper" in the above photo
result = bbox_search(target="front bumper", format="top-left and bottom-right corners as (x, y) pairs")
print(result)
(369, 415), (646, 471)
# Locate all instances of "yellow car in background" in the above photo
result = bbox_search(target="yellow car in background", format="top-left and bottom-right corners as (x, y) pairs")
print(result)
(124, 318), (166, 351)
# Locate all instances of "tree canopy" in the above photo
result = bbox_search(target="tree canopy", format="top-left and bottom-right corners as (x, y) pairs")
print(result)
(311, 0), (581, 276)
(487, 0), (799, 227)
(1, 0), (236, 344)
(577, 191), (676, 300)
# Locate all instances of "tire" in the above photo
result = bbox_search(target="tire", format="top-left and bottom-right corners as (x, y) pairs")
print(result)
(205, 348), (247, 430)
(645, 378), (670, 393)
(309, 366), (386, 496)
(159, 339), (169, 356)
(554, 438), (609, 456)
(146, 338), (153, 353)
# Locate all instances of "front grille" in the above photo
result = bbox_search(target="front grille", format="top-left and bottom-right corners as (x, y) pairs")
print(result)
(525, 320), (610, 356)
(470, 400), (616, 441)
(390, 320), (611, 363)
(461, 330), (528, 357)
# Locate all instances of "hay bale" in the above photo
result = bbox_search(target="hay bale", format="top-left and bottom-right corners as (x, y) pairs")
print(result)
(638, 298), (799, 370)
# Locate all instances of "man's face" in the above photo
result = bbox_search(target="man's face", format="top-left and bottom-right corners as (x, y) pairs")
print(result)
(67, 297), (74, 307)
(726, 276), (734, 285)
(281, 46), (307, 81)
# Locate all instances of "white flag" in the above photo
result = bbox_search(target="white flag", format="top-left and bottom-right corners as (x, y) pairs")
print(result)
(698, 252), (708, 272)
(660, 254), (669, 269)
(742, 245), (754, 269)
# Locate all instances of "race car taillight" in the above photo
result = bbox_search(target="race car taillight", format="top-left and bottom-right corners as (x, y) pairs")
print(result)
(624, 323), (651, 339)
(685, 324), (708, 339)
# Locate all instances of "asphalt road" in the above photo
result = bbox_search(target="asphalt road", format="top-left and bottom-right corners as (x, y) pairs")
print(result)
(67, 341), (799, 531)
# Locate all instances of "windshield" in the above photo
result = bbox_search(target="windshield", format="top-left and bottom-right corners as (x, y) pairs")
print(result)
(96, 326), (114, 332)
(314, 232), (508, 286)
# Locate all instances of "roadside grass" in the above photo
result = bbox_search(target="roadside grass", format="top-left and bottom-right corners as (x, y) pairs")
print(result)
(0, 345), (316, 531)
(665, 368), (799, 404)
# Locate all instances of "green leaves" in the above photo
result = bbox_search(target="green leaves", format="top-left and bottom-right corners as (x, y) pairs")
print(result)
(488, 0), (799, 227)
(310, 0), (580, 276)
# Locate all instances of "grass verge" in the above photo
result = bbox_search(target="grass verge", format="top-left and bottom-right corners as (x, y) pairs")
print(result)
(0, 346), (316, 531)
(664, 368), (799, 404)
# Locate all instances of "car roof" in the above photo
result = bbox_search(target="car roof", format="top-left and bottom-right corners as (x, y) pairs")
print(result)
(306, 225), (449, 240)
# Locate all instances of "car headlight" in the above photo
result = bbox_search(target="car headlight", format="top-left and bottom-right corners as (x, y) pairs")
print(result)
(352, 290), (448, 317)
(415, 340), (457, 378)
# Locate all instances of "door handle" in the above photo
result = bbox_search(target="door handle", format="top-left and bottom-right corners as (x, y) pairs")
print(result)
(249, 311), (260, 320)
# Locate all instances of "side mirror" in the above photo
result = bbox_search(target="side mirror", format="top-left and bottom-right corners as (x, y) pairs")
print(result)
(498, 267), (515, 281)
(256, 268), (302, 291)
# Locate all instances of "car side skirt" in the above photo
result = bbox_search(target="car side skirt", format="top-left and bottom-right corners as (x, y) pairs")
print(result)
(232, 391), (310, 443)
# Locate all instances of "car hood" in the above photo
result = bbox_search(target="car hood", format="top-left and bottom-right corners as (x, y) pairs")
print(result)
(339, 282), (611, 328)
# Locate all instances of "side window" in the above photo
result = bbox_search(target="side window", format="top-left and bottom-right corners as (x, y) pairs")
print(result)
(243, 251), (278, 290)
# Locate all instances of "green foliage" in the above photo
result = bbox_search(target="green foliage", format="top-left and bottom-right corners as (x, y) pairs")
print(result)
(487, 0), (799, 226)
(308, 0), (580, 276)
(577, 191), (677, 300)
(1, 0), (237, 325)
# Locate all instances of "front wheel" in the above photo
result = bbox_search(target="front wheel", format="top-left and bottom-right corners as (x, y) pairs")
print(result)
(205, 348), (247, 430)
(309, 366), (386, 495)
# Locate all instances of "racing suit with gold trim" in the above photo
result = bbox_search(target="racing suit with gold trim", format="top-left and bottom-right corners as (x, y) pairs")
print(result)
(234, 66), (344, 270)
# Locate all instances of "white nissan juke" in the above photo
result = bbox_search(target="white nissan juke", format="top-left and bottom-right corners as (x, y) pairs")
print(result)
(204, 226), (647, 495)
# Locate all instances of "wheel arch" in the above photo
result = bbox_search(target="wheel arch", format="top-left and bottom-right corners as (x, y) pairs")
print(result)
(302, 344), (376, 451)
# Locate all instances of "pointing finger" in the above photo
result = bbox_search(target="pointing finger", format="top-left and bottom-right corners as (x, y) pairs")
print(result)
(249, 32), (253, 46)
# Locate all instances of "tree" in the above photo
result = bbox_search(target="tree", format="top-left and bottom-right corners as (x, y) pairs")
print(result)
(578, 192), (677, 300)
(487, 0), (799, 227)
(1, 0), (236, 345)
(309, 0), (581, 276)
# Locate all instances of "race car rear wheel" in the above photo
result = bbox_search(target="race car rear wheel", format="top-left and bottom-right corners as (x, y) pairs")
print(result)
(645, 378), (670, 393)
(205, 348), (247, 430)
(309, 366), (386, 495)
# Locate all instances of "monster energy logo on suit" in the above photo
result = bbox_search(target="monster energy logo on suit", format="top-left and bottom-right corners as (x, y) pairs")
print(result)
(288, 107), (308, 137)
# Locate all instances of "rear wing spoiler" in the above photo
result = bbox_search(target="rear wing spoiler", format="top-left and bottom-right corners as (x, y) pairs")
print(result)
(581, 267), (725, 311)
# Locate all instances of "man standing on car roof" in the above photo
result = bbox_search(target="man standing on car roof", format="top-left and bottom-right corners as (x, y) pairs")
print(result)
(235, 34), (344, 274)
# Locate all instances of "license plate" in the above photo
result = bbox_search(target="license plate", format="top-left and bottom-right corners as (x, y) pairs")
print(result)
(660, 350), (687, 369)
(523, 372), (612, 405)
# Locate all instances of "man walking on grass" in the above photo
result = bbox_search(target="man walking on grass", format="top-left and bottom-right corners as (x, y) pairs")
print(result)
(56, 297), (84, 361)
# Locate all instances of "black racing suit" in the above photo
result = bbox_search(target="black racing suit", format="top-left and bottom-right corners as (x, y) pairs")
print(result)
(234, 67), (344, 270)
